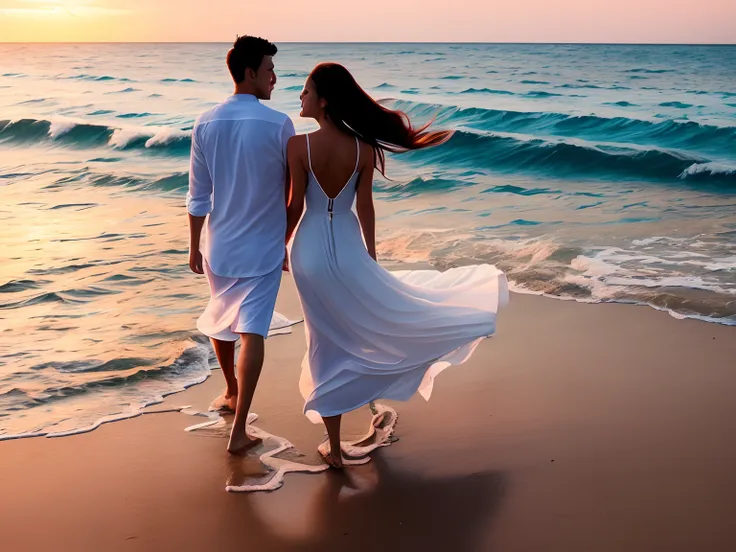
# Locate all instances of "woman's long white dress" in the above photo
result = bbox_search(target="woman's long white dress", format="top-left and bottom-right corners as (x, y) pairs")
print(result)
(290, 136), (508, 423)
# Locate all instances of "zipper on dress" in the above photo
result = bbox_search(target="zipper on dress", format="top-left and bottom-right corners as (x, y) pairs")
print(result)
(328, 198), (334, 221)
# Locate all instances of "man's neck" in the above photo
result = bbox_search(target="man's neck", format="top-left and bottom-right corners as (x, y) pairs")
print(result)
(234, 83), (259, 97)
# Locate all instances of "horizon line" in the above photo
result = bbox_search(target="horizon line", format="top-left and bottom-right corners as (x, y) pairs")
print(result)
(1, 41), (735, 46)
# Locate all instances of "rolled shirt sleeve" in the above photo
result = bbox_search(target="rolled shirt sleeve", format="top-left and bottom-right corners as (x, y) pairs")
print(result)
(186, 125), (213, 217)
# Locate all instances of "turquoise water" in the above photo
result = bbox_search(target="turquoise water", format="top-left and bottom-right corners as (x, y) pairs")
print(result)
(1, 43), (735, 438)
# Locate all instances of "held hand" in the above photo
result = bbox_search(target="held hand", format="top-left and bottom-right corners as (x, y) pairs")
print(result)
(282, 246), (290, 272)
(189, 250), (204, 274)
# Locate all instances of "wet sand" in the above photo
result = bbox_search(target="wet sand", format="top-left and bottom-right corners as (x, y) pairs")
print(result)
(1, 276), (735, 551)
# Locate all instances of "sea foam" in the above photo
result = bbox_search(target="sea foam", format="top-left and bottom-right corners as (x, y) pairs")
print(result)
(184, 403), (399, 493)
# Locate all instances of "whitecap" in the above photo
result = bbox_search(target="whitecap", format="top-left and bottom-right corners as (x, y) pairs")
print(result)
(48, 119), (78, 139)
(109, 127), (149, 148)
(145, 127), (190, 148)
(679, 162), (736, 178)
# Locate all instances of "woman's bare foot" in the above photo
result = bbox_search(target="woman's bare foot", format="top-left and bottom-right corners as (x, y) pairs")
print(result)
(227, 427), (262, 454)
(318, 441), (344, 469)
(209, 390), (237, 413)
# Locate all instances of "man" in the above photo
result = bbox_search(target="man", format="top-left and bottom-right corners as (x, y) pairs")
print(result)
(187, 35), (294, 453)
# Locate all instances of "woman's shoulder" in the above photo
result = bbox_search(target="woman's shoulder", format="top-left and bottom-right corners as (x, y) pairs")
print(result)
(358, 139), (373, 153)
(286, 134), (309, 168)
(288, 133), (307, 147)
(357, 139), (374, 166)
(287, 133), (307, 154)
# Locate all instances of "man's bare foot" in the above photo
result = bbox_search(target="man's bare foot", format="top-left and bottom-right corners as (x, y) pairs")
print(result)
(227, 430), (263, 455)
(318, 442), (344, 469)
(209, 390), (237, 413)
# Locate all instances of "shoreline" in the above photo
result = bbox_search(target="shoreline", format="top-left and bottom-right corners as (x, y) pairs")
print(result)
(2, 275), (736, 551)
(3, 281), (732, 444)
(507, 284), (736, 327)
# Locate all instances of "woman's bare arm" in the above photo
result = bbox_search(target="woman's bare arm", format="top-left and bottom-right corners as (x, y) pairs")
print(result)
(285, 136), (307, 268)
(355, 143), (377, 261)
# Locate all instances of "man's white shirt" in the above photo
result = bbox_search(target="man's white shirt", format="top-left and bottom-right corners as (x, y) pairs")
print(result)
(187, 94), (295, 277)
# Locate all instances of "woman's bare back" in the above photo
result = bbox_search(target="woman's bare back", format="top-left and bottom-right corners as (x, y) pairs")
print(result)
(304, 129), (361, 199)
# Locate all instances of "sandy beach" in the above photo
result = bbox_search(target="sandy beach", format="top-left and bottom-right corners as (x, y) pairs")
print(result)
(1, 275), (735, 551)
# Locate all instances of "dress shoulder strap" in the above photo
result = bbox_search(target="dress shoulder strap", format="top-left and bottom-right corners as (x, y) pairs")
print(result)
(306, 133), (315, 175)
(353, 136), (360, 174)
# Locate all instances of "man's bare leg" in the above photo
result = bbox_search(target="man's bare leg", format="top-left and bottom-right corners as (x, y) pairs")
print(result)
(210, 338), (238, 412)
(227, 333), (265, 454)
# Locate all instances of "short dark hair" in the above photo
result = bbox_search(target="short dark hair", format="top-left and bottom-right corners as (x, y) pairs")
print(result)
(227, 35), (277, 84)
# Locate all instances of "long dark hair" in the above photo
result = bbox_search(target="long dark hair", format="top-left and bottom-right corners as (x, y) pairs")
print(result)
(309, 63), (453, 176)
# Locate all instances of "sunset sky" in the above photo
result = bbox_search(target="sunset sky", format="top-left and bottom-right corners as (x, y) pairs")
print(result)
(1, 0), (734, 43)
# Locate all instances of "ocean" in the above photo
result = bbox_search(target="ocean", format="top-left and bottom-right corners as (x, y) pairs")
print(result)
(1, 42), (734, 439)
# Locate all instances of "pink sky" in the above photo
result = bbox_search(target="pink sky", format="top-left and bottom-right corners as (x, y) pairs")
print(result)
(1, 0), (735, 43)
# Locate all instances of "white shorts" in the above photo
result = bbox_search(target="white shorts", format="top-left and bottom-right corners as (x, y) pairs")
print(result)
(197, 261), (282, 341)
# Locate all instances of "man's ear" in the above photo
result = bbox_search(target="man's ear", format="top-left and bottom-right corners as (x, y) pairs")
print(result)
(245, 67), (257, 82)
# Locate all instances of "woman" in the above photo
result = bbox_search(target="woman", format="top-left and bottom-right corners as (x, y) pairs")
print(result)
(285, 63), (508, 468)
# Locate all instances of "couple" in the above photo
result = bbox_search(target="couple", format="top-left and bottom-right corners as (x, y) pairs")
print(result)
(187, 36), (507, 468)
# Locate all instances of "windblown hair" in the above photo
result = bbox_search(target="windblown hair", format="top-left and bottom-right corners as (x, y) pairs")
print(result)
(227, 35), (277, 84)
(309, 63), (453, 176)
